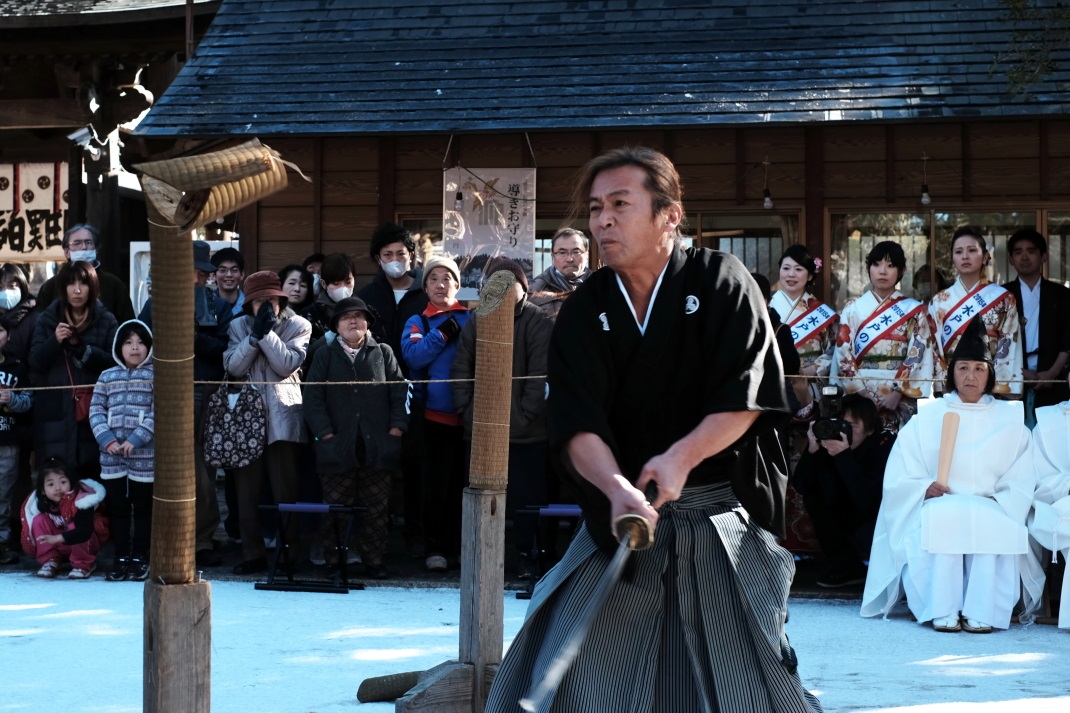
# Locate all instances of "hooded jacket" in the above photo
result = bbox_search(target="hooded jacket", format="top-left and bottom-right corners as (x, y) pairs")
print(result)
(89, 319), (155, 482)
(20, 478), (107, 557)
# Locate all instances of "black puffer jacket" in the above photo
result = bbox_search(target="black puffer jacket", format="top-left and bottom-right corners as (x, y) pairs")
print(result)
(29, 300), (118, 470)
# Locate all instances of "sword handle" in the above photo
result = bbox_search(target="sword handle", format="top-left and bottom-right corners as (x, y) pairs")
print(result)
(613, 513), (653, 551)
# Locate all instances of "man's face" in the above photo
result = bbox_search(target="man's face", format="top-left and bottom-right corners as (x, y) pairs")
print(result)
(64, 228), (95, 262)
(588, 165), (677, 272)
(551, 235), (588, 277)
(194, 268), (212, 287)
(215, 261), (243, 291)
(1009, 241), (1045, 279)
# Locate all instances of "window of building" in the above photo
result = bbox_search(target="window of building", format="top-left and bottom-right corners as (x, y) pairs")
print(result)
(684, 213), (799, 285)
(829, 213), (931, 309)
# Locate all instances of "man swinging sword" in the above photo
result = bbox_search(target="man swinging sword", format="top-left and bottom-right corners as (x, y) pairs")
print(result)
(485, 147), (823, 713)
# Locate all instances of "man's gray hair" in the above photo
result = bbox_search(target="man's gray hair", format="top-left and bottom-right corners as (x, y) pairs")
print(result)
(63, 223), (101, 251)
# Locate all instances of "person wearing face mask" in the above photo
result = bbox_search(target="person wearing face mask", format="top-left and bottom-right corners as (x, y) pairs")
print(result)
(357, 224), (429, 558)
(0, 264), (38, 364)
(302, 252), (358, 342)
(35, 224), (135, 324)
(529, 227), (594, 319)
(29, 262), (118, 481)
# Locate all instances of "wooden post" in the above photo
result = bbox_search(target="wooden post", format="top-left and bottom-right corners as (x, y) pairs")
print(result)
(395, 270), (516, 713)
(142, 199), (210, 712)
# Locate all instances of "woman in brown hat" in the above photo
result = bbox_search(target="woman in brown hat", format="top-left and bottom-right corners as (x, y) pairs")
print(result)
(223, 270), (312, 574)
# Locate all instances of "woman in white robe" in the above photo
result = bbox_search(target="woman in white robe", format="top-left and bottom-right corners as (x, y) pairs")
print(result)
(861, 317), (1043, 632)
(1029, 399), (1070, 629)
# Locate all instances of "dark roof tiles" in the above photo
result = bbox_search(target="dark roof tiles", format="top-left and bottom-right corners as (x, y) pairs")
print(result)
(135, 0), (1070, 137)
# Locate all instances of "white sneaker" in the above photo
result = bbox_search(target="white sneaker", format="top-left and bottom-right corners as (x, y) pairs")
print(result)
(35, 560), (60, 578)
(346, 551), (362, 565)
(68, 564), (96, 580)
(309, 544), (326, 566)
(425, 554), (448, 572)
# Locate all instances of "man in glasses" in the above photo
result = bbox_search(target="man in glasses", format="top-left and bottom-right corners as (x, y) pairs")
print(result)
(530, 228), (592, 319)
(34, 224), (135, 322)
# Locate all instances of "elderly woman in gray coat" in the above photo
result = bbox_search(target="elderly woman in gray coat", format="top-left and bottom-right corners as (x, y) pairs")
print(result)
(304, 297), (408, 579)
(223, 270), (312, 574)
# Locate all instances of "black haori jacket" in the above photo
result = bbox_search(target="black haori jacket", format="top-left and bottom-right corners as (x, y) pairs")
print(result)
(547, 247), (790, 554)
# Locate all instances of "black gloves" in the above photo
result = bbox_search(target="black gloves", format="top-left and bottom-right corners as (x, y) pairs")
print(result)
(437, 315), (462, 342)
(250, 301), (277, 340)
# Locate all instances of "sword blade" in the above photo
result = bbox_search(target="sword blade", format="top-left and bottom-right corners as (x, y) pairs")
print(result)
(518, 531), (634, 712)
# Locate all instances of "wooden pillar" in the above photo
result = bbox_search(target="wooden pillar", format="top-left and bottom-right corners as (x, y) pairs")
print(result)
(142, 199), (209, 712)
(804, 127), (826, 298)
(397, 270), (516, 713)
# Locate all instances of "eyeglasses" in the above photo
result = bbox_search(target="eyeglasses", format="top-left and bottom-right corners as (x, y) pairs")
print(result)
(553, 249), (587, 258)
(69, 239), (94, 249)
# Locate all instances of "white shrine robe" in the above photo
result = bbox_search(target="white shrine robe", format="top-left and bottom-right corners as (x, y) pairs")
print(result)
(1029, 403), (1070, 628)
(861, 393), (1044, 627)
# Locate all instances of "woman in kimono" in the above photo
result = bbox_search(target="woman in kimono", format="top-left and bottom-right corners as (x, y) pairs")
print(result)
(927, 227), (1022, 396)
(861, 316), (1043, 633)
(770, 245), (837, 416)
(832, 241), (932, 430)
(1029, 390), (1070, 629)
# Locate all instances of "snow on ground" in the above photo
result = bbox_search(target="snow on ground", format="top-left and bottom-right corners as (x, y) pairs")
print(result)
(0, 575), (1066, 712)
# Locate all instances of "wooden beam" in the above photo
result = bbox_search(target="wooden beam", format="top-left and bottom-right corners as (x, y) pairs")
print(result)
(313, 138), (323, 253)
(961, 124), (972, 202)
(804, 127), (825, 298)
(1040, 120), (1050, 202)
(735, 129), (746, 206)
(885, 125), (896, 204)
(379, 136), (396, 224)
(0, 99), (86, 129)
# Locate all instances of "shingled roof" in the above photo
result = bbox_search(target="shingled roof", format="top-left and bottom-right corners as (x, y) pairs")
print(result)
(1, 0), (216, 26)
(135, 0), (1070, 137)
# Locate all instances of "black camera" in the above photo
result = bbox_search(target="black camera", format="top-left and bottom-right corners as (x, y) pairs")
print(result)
(812, 385), (852, 445)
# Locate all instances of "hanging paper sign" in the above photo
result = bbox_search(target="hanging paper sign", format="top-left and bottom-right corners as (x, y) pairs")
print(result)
(0, 162), (68, 262)
(442, 167), (536, 300)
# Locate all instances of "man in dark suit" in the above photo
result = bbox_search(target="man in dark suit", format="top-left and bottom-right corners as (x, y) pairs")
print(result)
(1003, 228), (1070, 423)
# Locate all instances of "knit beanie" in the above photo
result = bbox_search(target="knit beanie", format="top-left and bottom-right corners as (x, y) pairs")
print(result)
(422, 255), (461, 288)
(484, 257), (529, 292)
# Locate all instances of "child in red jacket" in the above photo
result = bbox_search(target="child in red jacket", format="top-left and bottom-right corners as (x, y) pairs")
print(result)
(21, 458), (108, 579)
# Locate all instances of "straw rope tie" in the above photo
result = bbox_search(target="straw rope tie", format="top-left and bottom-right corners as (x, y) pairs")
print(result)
(152, 496), (196, 504)
(153, 354), (195, 363)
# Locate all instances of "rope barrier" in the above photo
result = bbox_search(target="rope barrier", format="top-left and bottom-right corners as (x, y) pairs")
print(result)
(11, 372), (1068, 392)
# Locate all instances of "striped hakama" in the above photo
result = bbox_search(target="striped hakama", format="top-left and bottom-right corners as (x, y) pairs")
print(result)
(486, 483), (823, 713)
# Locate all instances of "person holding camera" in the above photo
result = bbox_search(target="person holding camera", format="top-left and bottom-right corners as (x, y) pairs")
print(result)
(832, 241), (932, 431)
(794, 393), (894, 588)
